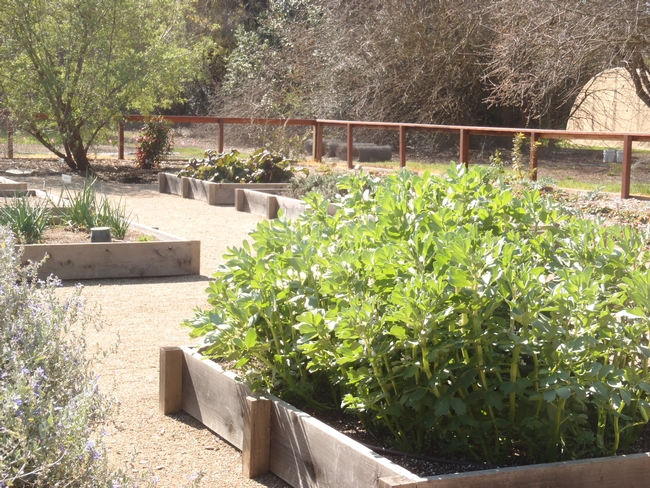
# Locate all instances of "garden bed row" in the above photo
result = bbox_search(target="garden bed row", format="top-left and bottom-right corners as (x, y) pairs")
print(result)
(159, 347), (650, 488)
(158, 173), (290, 206)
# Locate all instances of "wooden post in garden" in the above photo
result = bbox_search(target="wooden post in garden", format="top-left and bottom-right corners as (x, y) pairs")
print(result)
(460, 128), (470, 168)
(621, 134), (633, 199)
(118, 121), (125, 160)
(6, 118), (13, 159)
(312, 122), (323, 162)
(530, 131), (539, 181)
(218, 118), (225, 153)
(159, 346), (184, 414)
(399, 125), (407, 168)
(347, 123), (354, 169)
(242, 396), (271, 479)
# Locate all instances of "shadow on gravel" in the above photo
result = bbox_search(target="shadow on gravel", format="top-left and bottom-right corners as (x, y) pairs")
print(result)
(165, 411), (292, 487)
(59, 274), (213, 288)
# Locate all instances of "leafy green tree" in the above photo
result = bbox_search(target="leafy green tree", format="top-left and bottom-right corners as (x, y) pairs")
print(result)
(0, 0), (206, 172)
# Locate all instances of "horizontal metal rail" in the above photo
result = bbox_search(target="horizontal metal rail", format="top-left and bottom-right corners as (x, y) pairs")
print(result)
(3, 113), (650, 198)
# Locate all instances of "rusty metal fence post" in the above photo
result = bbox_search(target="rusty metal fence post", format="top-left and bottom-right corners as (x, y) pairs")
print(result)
(218, 118), (224, 153)
(621, 135), (633, 199)
(6, 118), (13, 159)
(312, 122), (323, 162)
(118, 121), (125, 160)
(346, 123), (354, 169)
(530, 132), (539, 181)
(399, 125), (407, 168)
(459, 128), (470, 168)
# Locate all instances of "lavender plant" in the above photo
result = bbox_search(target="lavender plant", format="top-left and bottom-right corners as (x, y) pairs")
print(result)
(0, 227), (137, 486)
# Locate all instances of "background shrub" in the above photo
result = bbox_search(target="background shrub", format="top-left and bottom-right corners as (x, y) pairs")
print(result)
(135, 117), (173, 169)
(0, 227), (136, 486)
(186, 165), (650, 465)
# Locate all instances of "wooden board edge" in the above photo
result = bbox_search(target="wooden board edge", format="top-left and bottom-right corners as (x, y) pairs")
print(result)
(179, 346), (251, 450)
(130, 221), (188, 241)
(266, 392), (422, 487)
(22, 239), (200, 280)
(415, 452), (650, 488)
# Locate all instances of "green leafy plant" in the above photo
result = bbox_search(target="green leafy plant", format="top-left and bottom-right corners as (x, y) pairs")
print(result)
(61, 178), (98, 231)
(58, 179), (132, 239)
(0, 227), (139, 486)
(0, 194), (51, 243)
(511, 132), (527, 180)
(185, 164), (650, 465)
(178, 148), (295, 183)
(95, 197), (132, 240)
(134, 116), (173, 169)
(137, 234), (155, 242)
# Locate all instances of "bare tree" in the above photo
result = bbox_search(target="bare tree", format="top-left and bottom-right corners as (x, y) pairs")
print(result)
(219, 0), (499, 127)
(485, 0), (650, 125)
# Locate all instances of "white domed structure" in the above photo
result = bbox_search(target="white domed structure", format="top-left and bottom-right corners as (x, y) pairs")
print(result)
(566, 67), (650, 148)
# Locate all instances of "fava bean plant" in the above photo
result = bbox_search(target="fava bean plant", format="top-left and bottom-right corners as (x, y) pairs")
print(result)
(185, 164), (650, 464)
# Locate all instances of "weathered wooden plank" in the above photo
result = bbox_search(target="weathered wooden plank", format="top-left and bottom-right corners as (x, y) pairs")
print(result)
(159, 346), (184, 414)
(267, 394), (420, 488)
(406, 452), (650, 488)
(275, 194), (307, 220)
(207, 182), (290, 206)
(0, 182), (28, 191)
(180, 347), (250, 450)
(130, 222), (185, 242)
(379, 476), (421, 488)
(22, 239), (200, 280)
(243, 396), (272, 479)
(239, 190), (279, 219)
(158, 173), (184, 196)
(186, 177), (209, 202)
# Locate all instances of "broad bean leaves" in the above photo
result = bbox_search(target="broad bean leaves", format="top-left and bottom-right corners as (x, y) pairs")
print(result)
(185, 164), (650, 463)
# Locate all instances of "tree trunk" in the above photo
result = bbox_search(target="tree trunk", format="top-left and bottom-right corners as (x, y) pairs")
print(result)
(65, 128), (91, 174)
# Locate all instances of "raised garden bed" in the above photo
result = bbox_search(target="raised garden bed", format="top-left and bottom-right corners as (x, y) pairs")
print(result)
(160, 346), (419, 487)
(0, 175), (28, 196)
(234, 188), (337, 219)
(158, 173), (290, 206)
(159, 347), (650, 488)
(22, 222), (200, 280)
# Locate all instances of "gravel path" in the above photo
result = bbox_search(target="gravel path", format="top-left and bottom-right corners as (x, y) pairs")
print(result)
(24, 173), (291, 488)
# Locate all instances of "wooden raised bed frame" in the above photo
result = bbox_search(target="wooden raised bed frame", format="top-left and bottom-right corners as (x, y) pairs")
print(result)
(22, 222), (200, 280)
(234, 188), (337, 220)
(160, 347), (650, 487)
(0, 175), (28, 196)
(158, 173), (290, 206)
